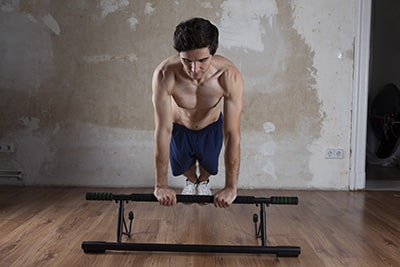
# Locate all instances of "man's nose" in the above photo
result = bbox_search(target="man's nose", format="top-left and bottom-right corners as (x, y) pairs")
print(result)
(191, 62), (200, 73)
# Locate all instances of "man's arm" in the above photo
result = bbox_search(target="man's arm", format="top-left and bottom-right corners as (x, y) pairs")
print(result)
(152, 65), (177, 206)
(214, 66), (243, 208)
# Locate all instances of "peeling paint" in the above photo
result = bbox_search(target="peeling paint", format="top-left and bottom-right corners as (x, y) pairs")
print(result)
(0, 1), (356, 190)
(1, 0), (18, 12)
(128, 14), (138, 31)
(291, 0), (354, 189)
(263, 122), (275, 133)
(26, 13), (37, 23)
(144, 2), (154, 15)
(82, 54), (138, 63)
(99, 0), (129, 18)
(219, 0), (278, 51)
(19, 116), (40, 130)
(42, 13), (60, 35)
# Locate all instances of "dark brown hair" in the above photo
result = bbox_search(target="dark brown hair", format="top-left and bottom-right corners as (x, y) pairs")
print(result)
(173, 18), (219, 55)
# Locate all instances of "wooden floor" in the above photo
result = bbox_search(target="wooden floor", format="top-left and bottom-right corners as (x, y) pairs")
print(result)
(1, 186), (399, 267)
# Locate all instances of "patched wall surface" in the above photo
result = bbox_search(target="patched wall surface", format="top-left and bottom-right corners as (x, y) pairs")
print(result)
(0, 0), (355, 189)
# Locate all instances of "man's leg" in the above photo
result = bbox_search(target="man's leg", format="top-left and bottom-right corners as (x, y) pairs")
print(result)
(181, 163), (198, 195)
(183, 163), (198, 183)
(198, 164), (211, 182)
(197, 164), (212, 196)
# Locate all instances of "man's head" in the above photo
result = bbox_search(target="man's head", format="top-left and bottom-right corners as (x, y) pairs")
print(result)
(173, 18), (219, 55)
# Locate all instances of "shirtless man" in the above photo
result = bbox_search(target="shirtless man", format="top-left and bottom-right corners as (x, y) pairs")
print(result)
(152, 18), (243, 208)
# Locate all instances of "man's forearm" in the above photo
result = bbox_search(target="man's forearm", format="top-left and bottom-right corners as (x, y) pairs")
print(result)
(154, 155), (169, 188)
(224, 135), (240, 188)
(154, 129), (171, 188)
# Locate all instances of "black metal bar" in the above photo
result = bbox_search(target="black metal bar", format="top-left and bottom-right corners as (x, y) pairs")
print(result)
(122, 217), (129, 237)
(86, 193), (299, 205)
(81, 241), (301, 257)
(117, 201), (124, 243)
(260, 203), (267, 246)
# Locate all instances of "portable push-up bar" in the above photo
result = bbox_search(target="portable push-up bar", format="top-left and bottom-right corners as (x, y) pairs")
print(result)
(81, 193), (301, 257)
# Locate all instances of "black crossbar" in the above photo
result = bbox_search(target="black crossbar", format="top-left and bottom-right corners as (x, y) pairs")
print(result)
(86, 192), (298, 205)
(81, 241), (301, 257)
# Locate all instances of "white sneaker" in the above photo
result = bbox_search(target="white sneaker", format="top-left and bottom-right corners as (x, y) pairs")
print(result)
(182, 180), (197, 195)
(197, 180), (212, 196)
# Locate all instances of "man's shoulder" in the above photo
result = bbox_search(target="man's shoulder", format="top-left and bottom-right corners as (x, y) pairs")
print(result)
(212, 55), (243, 96)
(212, 55), (242, 82)
(153, 55), (180, 90)
(156, 55), (180, 73)
(213, 55), (241, 75)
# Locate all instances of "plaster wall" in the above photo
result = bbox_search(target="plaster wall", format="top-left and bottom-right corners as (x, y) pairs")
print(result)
(0, 0), (356, 190)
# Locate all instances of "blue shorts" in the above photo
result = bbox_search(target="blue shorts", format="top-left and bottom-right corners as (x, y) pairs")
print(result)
(170, 113), (223, 176)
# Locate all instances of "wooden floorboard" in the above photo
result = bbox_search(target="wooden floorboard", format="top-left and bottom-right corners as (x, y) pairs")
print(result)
(0, 186), (399, 267)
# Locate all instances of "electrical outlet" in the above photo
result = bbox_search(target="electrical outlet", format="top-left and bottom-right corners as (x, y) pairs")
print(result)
(325, 148), (344, 159)
(0, 143), (14, 152)
(334, 148), (344, 159)
(325, 148), (336, 159)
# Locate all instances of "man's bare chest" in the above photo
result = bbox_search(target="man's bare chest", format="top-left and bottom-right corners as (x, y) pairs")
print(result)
(172, 81), (224, 110)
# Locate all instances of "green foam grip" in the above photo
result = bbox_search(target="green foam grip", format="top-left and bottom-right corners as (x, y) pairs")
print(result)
(270, 196), (298, 205)
(86, 192), (114, 201)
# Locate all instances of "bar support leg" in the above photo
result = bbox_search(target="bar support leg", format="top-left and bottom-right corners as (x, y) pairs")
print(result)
(254, 203), (267, 246)
(117, 201), (124, 243)
(260, 203), (267, 246)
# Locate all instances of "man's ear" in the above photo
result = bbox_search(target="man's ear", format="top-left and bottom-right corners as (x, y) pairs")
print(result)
(210, 44), (219, 55)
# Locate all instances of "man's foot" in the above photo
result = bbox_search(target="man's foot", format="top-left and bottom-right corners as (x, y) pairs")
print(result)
(182, 180), (197, 195)
(197, 180), (212, 196)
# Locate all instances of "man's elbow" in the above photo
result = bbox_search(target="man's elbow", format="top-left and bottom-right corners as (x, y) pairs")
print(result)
(224, 131), (240, 147)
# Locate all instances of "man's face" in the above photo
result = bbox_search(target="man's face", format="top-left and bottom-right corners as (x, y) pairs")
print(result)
(179, 47), (213, 81)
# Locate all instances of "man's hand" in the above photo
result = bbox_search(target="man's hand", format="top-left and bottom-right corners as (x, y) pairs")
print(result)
(213, 186), (237, 208)
(154, 187), (177, 206)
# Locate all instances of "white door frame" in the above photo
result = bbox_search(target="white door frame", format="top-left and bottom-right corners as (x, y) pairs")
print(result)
(350, 0), (372, 190)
